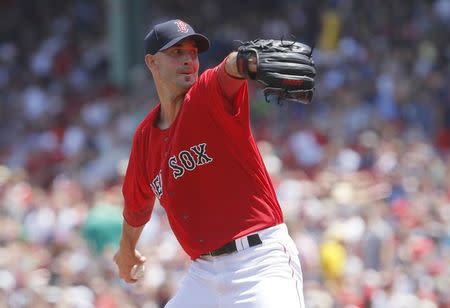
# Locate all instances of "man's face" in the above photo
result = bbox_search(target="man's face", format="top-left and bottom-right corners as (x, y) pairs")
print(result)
(152, 38), (199, 92)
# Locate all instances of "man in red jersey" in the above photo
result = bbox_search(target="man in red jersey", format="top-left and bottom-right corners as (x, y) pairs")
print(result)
(114, 19), (306, 307)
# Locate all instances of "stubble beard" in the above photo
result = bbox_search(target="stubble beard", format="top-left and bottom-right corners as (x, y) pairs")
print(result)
(177, 73), (197, 91)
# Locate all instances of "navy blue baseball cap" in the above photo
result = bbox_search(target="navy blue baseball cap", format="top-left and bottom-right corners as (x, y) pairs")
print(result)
(144, 19), (210, 55)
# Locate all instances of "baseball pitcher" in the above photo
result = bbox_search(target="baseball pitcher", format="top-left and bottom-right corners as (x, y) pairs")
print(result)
(113, 19), (316, 308)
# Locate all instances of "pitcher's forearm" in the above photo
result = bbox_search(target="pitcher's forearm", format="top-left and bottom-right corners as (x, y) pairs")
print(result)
(120, 220), (145, 251)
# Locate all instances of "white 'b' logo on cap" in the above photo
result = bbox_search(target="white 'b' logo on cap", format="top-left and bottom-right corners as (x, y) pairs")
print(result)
(174, 20), (189, 33)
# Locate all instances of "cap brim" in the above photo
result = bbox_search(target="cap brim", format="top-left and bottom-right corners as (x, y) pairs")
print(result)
(158, 33), (210, 53)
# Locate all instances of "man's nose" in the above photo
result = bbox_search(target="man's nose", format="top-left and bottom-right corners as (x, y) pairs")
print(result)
(181, 53), (195, 66)
(182, 56), (193, 66)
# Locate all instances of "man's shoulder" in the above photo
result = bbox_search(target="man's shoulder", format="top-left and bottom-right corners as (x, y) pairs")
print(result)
(187, 66), (220, 97)
(134, 103), (160, 137)
(199, 65), (220, 82)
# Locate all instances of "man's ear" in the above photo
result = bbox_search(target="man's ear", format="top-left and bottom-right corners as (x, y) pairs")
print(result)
(145, 54), (157, 71)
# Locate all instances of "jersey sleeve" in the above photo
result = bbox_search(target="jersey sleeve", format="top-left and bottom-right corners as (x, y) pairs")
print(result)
(122, 128), (155, 227)
(194, 59), (249, 117)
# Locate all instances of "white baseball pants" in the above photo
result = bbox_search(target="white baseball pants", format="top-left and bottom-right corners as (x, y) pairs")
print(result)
(165, 224), (305, 308)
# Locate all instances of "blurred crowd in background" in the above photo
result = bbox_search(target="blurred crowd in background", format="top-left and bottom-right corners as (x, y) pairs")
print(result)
(1, 0), (450, 307)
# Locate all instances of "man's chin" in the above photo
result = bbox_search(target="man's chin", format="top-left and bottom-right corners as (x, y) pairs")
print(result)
(178, 76), (197, 89)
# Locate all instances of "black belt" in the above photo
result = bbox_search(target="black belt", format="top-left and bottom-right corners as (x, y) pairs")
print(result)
(202, 233), (262, 257)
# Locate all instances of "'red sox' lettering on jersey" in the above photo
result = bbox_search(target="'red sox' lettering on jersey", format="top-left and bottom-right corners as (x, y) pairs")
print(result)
(168, 143), (213, 179)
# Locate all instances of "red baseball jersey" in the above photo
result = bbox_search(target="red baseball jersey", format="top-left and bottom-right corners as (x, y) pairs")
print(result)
(122, 60), (283, 259)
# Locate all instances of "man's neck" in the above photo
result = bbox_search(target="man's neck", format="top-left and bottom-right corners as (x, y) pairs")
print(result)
(156, 85), (186, 130)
